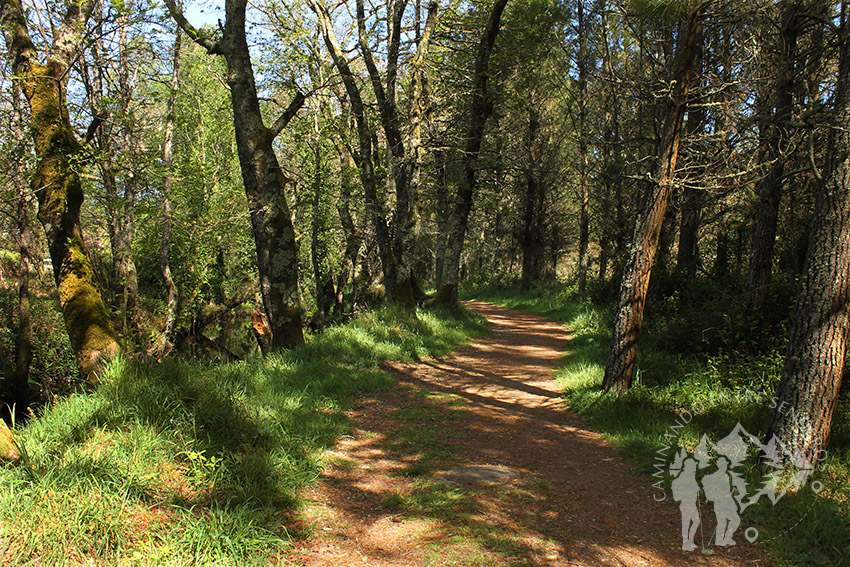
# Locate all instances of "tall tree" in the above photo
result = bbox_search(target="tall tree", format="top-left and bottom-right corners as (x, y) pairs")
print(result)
(83, 0), (141, 332)
(165, 0), (306, 350)
(767, 1), (850, 467)
(676, 16), (704, 277)
(746, 0), (806, 307)
(602, 2), (703, 392)
(431, 0), (510, 307)
(9, 83), (32, 412)
(308, 0), (396, 301)
(576, 0), (591, 295)
(1, 0), (120, 380)
(152, 14), (181, 357)
(309, 0), (439, 306)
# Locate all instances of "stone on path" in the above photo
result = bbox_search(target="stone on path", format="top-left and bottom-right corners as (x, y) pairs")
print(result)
(438, 465), (519, 485)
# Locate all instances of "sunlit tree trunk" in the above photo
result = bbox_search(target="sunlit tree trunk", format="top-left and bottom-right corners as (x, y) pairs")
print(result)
(602, 5), (702, 392)
(166, 0), (305, 350)
(767, 3), (850, 467)
(1, 0), (120, 381)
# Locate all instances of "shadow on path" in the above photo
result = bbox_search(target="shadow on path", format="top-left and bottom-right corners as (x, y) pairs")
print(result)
(291, 301), (771, 567)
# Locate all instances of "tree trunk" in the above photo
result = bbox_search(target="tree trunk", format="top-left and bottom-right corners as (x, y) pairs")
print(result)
(334, 144), (362, 316)
(10, 84), (32, 414)
(166, 0), (305, 350)
(766, 3), (850, 468)
(154, 17), (181, 357)
(113, 7), (139, 331)
(746, 0), (802, 307)
(86, 2), (139, 331)
(310, 136), (336, 326)
(431, 0), (510, 308)
(677, 186), (700, 276)
(434, 148), (450, 289)
(2, 0), (120, 381)
(308, 0), (396, 301)
(602, 6), (701, 392)
(521, 111), (544, 290)
(677, 22), (704, 277)
(577, 0), (590, 296)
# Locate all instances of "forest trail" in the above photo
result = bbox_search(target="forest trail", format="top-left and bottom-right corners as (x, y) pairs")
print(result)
(287, 301), (769, 567)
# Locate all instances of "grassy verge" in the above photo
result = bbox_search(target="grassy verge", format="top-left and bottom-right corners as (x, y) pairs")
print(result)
(465, 283), (850, 567)
(0, 305), (486, 566)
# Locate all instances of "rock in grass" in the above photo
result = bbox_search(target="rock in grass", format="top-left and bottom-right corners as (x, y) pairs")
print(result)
(0, 419), (20, 461)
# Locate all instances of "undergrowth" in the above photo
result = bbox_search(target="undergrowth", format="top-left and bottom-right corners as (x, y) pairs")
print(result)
(465, 280), (850, 567)
(0, 305), (486, 566)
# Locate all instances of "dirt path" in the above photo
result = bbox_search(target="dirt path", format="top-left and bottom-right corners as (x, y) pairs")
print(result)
(287, 301), (770, 566)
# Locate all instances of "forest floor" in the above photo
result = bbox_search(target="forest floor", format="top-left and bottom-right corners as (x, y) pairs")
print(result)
(284, 301), (771, 567)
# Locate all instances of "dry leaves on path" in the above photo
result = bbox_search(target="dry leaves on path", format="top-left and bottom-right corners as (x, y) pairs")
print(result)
(287, 301), (771, 567)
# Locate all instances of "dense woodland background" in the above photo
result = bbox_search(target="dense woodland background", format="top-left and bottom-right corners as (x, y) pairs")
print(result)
(1, 0), (850, 562)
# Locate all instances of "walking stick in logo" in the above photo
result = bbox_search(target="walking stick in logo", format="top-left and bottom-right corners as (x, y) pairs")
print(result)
(667, 422), (823, 551)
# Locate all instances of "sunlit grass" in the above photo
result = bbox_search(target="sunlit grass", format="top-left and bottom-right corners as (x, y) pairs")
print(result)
(0, 305), (486, 566)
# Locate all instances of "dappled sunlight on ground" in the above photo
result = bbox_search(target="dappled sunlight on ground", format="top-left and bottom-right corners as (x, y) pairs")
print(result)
(289, 301), (771, 566)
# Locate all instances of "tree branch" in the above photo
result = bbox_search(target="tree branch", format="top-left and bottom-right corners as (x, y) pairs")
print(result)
(269, 91), (306, 138)
(162, 0), (223, 55)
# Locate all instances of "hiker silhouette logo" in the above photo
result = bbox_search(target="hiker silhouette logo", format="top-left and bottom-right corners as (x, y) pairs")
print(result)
(665, 422), (825, 551)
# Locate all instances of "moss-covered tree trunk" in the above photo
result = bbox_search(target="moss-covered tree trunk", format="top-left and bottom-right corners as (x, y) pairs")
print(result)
(1, 0), (120, 381)
(166, 0), (305, 350)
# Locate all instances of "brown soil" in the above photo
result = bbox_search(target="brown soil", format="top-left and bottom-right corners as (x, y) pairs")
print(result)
(287, 301), (771, 566)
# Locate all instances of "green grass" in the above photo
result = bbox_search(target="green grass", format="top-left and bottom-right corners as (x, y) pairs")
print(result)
(465, 282), (850, 567)
(0, 305), (486, 566)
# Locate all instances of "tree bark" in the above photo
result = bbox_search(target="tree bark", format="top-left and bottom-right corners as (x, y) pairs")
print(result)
(434, 148), (450, 289)
(85, 1), (139, 331)
(334, 143), (362, 316)
(10, 84), (32, 413)
(308, 0), (396, 301)
(166, 0), (305, 350)
(766, 2), (850, 467)
(431, 0), (510, 307)
(602, 5), (702, 392)
(1, 0), (120, 381)
(521, 110), (545, 290)
(577, 0), (590, 296)
(310, 132), (335, 326)
(746, 0), (803, 307)
(153, 15), (181, 357)
(677, 20), (704, 277)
